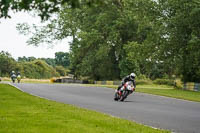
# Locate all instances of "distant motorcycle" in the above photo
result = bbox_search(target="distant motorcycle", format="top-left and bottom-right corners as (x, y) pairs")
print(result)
(11, 74), (17, 83)
(17, 75), (21, 83)
(114, 81), (135, 101)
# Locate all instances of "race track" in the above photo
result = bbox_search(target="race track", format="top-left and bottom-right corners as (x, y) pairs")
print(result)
(12, 83), (200, 133)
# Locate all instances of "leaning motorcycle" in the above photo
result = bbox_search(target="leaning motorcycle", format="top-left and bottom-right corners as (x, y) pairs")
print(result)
(114, 81), (135, 101)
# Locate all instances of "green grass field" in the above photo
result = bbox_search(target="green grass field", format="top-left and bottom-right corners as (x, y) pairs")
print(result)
(0, 84), (169, 133)
(136, 85), (200, 102)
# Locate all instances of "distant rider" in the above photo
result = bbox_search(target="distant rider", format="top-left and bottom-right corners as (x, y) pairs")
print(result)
(117, 73), (136, 94)
(16, 71), (21, 83)
(10, 71), (16, 83)
(10, 71), (16, 77)
(17, 71), (21, 77)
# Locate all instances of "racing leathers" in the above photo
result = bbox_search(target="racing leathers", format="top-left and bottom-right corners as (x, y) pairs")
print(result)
(117, 75), (136, 92)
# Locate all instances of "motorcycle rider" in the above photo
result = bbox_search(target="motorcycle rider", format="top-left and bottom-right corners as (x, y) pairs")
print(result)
(16, 71), (21, 83)
(10, 71), (16, 83)
(117, 73), (136, 94)
(17, 71), (21, 76)
(10, 71), (16, 77)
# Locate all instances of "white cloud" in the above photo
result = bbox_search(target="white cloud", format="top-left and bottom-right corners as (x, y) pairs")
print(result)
(0, 12), (70, 59)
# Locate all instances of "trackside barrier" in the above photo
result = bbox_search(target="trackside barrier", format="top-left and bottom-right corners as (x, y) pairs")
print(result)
(101, 81), (106, 85)
(194, 83), (200, 91)
(114, 81), (122, 85)
(95, 81), (121, 86)
(106, 81), (113, 85)
(184, 82), (200, 91)
(52, 78), (122, 85)
(96, 81), (102, 84)
(52, 78), (83, 84)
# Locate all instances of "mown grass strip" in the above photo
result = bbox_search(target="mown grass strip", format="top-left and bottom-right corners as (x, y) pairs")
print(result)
(1, 77), (50, 83)
(136, 87), (200, 102)
(0, 84), (169, 133)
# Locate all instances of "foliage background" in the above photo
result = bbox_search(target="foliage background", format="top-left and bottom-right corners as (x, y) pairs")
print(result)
(1, 0), (200, 82)
(0, 51), (70, 79)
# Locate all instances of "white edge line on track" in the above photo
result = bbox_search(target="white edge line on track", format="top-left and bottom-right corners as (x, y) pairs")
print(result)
(7, 82), (174, 133)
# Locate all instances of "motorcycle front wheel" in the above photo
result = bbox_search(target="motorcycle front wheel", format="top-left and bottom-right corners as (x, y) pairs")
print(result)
(114, 91), (120, 101)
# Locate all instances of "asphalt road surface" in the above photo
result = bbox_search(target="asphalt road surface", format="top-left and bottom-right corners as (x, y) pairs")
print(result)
(12, 83), (200, 133)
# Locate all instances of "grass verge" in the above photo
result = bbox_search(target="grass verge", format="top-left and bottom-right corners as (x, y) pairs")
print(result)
(20, 78), (51, 83)
(136, 86), (200, 102)
(85, 84), (200, 102)
(0, 84), (169, 133)
(1, 77), (50, 83)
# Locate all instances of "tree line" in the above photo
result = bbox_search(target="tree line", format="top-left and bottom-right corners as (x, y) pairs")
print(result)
(0, 51), (70, 79)
(6, 0), (200, 82)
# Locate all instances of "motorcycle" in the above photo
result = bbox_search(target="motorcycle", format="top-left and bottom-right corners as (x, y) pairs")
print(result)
(17, 75), (21, 83)
(11, 74), (17, 83)
(114, 81), (135, 101)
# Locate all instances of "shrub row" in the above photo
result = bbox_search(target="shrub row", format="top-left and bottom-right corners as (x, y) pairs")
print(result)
(136, 79), (153, 85)
(153, 79), (175, 86)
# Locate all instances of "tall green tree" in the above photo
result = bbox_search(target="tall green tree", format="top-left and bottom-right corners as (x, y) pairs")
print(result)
(40, 58), (56, 67)
(152, 0), (200, 82)
(55, 52), (70, 67)
(0, 51), (16, 76)
(18, 56), (36, 62)
(0, 0), (103, 20)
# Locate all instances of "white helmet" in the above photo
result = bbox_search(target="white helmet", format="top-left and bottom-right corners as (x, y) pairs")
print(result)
(12, 71), (15, 73)
(130, 73), (136, 80)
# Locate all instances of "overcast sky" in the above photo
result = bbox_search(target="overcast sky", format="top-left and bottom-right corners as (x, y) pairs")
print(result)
(0, 12), (70, 60)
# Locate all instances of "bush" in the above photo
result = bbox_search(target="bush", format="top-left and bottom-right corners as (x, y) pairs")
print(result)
(55, 66), (66, 76)
(153, 79), (175, 86)
(21, 60), (60, 79)
(88, 80), (95, 84)
(136, 74), (148, 80)
(136, 79), (153, 85)
(174, 79), (183, 89)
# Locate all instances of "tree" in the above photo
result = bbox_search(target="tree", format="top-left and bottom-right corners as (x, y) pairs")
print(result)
(21, 60), (59, 79)
(153, 0), (200, 82)
(0, 0), (104, 20)
(0, 51), (16, 76)
(55, 52), (70, 67)
(124, 0), (200, 81)
(18, 56), (36, 62)
(68, 1), (123, 80)
(40, 58), (56, 67)
(55, 65), (68, 76)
